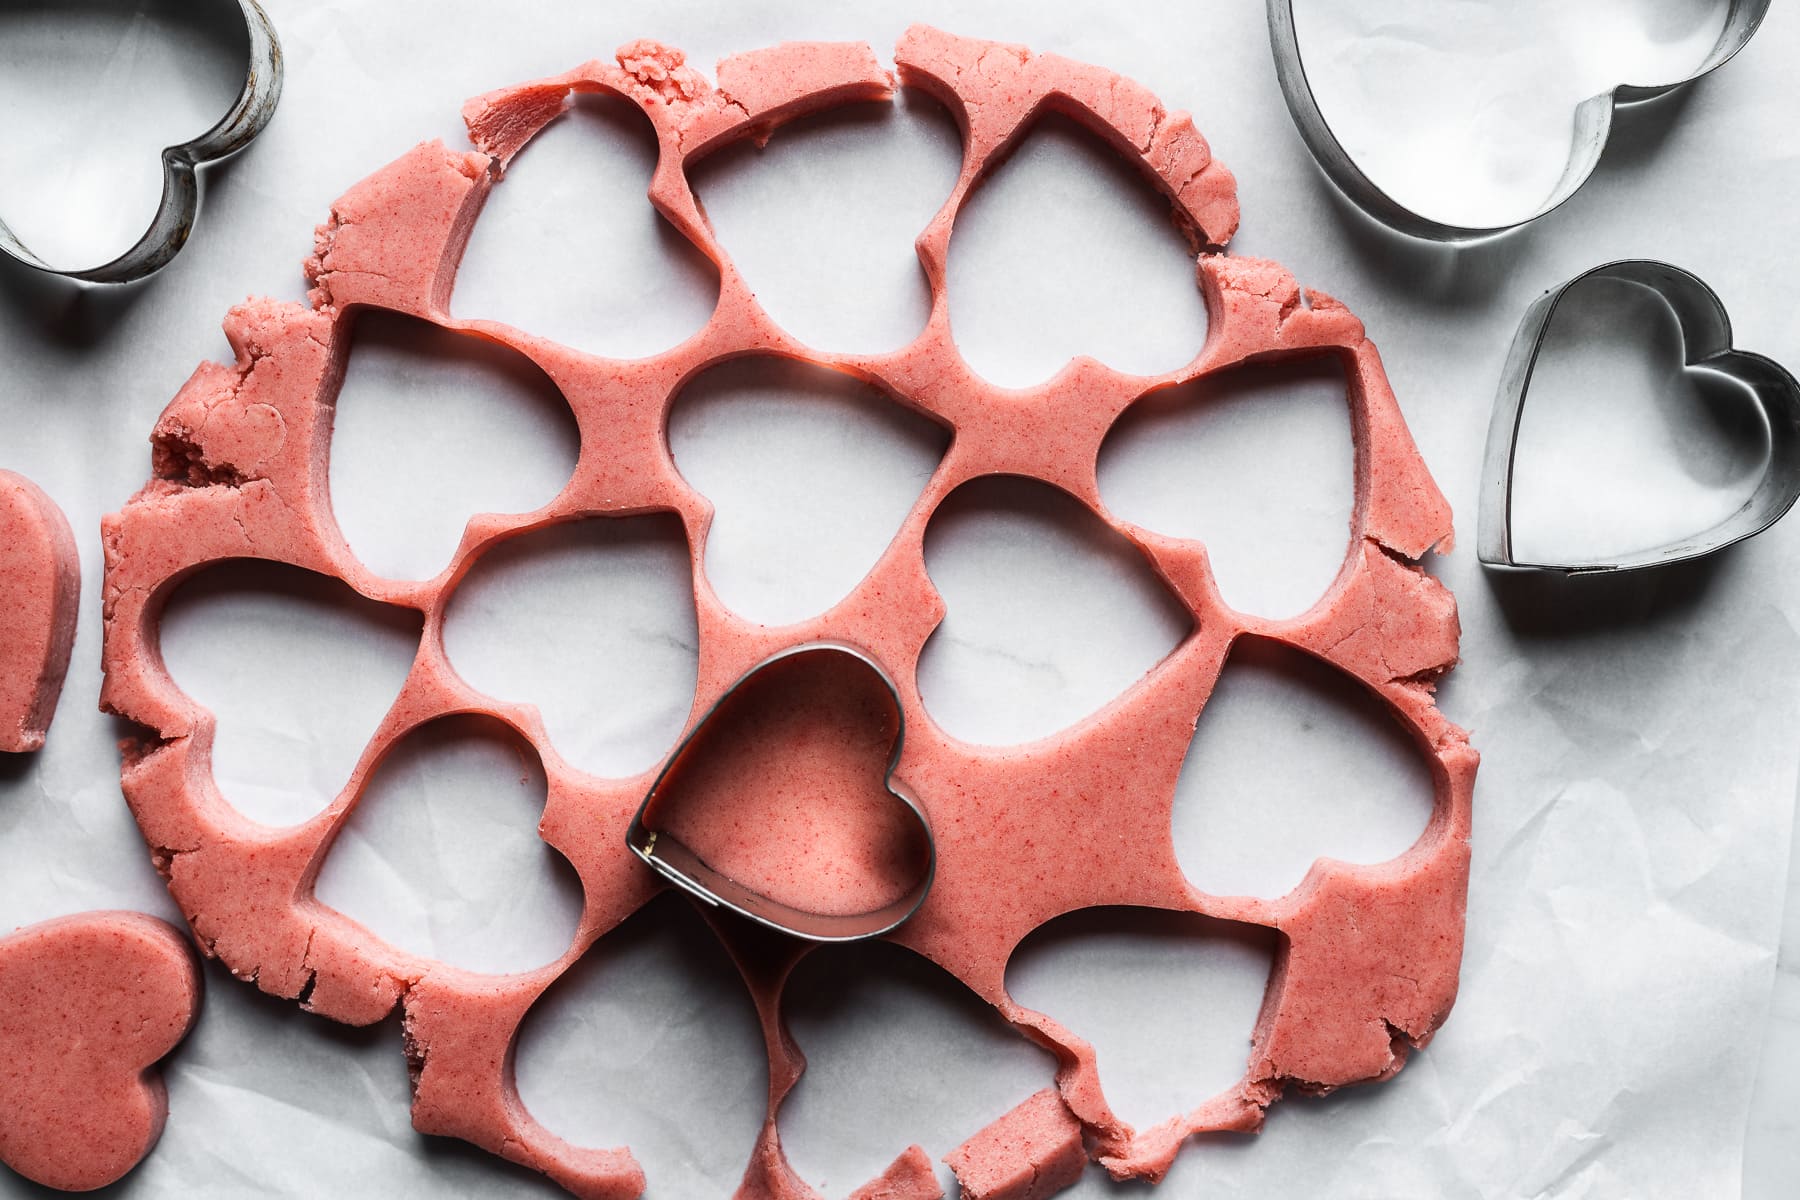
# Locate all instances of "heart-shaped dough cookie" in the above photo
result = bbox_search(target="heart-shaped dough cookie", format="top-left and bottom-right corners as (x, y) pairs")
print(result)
(0, 470), (79, 753)
(0, 0), (283, 283)
(629, 643), (934, 942)
(0, 912), (201, 1192)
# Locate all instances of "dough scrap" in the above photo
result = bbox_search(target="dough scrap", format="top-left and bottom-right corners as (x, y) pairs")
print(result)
(846, 1145), (940, 1200)
(0, 913), (201, 1192)
(944, 1089), (1087, 1200)
(100, 26), (1476, 1200)
(0, 470), (79, 753)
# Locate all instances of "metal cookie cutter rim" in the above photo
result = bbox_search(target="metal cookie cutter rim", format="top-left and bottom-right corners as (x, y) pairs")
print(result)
(1266, 0), (1771, 243)
(626, 641), (937, 944)
(1478, 258), (1800, 574)
(0, 0), (283, 284)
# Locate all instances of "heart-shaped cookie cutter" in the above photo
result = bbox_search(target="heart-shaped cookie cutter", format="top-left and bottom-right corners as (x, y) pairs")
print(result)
(1266, 0), (1770, 242)
(627, 642), (936, 943)
(1478, 258), (1800, 573)
(0, 0), (283, 284)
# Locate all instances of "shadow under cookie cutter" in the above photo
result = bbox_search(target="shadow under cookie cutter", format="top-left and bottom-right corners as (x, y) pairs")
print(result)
(1266, 0), (1771, 242)
(627, 642), (936, 943)
(0, 0), (283, 284)
(1478, 259), (1800, 574)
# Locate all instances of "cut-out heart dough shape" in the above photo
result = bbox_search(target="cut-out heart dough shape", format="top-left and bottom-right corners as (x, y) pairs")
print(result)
(1479, 258), (1800, 573)
(1267, 0), (1772, 241)
(0, 913), (201, 1192)
(629, 643), (934, 943)
(0, 470), (79, 752)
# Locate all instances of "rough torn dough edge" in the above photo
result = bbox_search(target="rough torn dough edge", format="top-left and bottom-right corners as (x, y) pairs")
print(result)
(100, 25), (1476, 1200)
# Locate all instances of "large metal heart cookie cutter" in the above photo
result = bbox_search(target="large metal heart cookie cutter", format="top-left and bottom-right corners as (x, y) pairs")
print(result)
(0, 0), (283, 284)
(1267, 0), (1771, 242)
(627, 642), (936, 943)
(1478, 259), (1800, 574)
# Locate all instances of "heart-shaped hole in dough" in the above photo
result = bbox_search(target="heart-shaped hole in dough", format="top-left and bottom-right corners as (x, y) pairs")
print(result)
(947, 112), (1208, 388)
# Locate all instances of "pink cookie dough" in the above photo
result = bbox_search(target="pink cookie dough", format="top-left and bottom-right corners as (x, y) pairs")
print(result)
(652, 646), (928, 921)
(99, 27), (1476, 1200)
(0, 913), (201, 1192)
(845, 1145), (940, 1200)
(0, 470), (79, 753)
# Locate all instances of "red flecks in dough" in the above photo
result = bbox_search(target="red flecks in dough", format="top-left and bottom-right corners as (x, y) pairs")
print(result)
(944, 1089), (1086, 1200)
(614, 39), (710, 105)
(894, 23), (1238, 253)
(0, 471), (78, 753)
(306, 142), (491, 315)
(652, 648), (928, 919)
(0, 480), (200, 1190)
(461, 41), (891, 176)
(0, 913), (201, 1192)
(847, 1145), (941, 1200)
(100, 27), (1475, 1200)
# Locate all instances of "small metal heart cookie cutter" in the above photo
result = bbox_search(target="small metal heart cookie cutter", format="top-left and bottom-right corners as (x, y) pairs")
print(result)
(1478, 259), (1800, 574)
(1267, 0), (1770, 242)
(627, 642), (936, 943)
(0, 0), (283, 284)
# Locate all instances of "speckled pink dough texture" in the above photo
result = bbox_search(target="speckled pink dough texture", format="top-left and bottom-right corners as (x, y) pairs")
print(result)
(99, 28), (1477, 1200)
(0, 471), (79, 754)
(0, 913), (201, 1192)
(845, 1144), (940, 1200)
(945, 1089), (1087, 1200)
(654, 645), (928, 919)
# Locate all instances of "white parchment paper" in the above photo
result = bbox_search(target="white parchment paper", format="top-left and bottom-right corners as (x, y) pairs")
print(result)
(0, 1), (1796, 1197)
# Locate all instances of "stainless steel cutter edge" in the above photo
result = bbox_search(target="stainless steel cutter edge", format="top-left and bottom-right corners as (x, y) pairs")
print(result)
(0, 0), (283, 284)
(1266, 0), (1771, 243)
(626, 641), (937, 944)
(1478, 258), (1800, 574)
